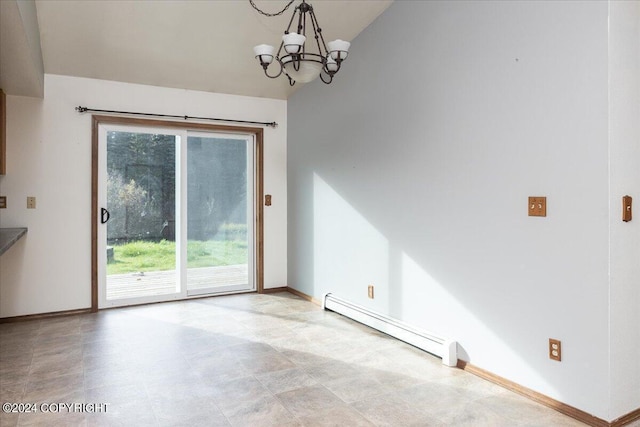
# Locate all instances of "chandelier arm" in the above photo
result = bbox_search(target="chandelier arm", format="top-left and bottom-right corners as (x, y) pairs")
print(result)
(319, 72), (333, 85)
(263, 61), (284, 79)
(309, 9), (329, 57)
(249, 0), (296, 17)
(296, 3), (305, 38)
(283, 4), (298, 34)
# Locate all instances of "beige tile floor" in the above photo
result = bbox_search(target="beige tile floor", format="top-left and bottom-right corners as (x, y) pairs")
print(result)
(0, 292), (594, 426)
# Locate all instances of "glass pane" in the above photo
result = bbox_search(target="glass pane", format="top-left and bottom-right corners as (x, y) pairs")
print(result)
(105, 130), (177, 300)
(186, 136), (249, 292)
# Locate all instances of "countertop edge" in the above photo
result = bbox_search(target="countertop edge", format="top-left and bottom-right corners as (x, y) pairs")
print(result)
(0, 228), (28, 256)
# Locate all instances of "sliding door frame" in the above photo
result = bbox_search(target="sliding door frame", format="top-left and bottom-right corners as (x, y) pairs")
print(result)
(91, 115), (264, 312)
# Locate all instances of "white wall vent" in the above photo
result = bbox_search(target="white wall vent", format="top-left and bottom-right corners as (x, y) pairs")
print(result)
(323, 293), (458, 367)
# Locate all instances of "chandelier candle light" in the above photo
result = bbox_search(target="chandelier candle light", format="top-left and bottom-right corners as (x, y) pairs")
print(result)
(251, 0), (350, 85)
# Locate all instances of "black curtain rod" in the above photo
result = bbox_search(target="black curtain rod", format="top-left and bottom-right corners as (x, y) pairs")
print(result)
(75, 106), (277, 128)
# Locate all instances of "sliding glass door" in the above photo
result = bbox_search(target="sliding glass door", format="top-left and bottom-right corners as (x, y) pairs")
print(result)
(186, 133), (254, 296)
(97, 124), (255, 308)
(102, 128), (179, 303)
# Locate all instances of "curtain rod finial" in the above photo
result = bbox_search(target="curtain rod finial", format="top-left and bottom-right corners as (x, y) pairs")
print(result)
(76, 106), (88, 113)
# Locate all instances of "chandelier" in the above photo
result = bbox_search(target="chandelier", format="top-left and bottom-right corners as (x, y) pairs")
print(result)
(251, 0), (350, 86)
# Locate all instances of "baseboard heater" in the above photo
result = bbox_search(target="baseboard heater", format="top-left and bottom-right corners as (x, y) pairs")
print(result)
(322, 293), (458, 367)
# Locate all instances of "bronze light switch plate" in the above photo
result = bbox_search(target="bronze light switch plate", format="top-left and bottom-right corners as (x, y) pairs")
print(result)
(528, 197), (546, 217)
(0, 196), (6, 209)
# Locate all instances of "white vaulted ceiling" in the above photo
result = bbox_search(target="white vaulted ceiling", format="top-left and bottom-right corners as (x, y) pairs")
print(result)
(1, 0), (392, 99)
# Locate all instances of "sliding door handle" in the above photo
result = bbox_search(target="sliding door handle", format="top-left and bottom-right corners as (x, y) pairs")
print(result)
(100, 208), (111, 224)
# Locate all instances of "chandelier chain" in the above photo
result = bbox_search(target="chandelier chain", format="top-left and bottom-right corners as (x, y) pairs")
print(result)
(249, 0), (296, 17)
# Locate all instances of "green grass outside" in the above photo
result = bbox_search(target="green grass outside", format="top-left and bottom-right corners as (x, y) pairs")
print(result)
(107, 239), (247, 275)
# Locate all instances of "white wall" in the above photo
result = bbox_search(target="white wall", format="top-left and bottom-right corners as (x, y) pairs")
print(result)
(288, 0), (632, 421)
(0, 74), (287, 317)
(609, 0), (640, 418)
